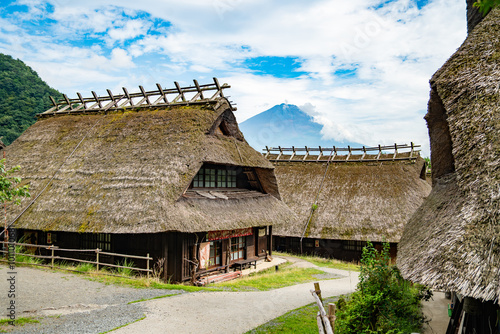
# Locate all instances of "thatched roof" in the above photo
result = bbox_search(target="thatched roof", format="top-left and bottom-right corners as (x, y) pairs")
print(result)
(271, 155), (430, 243)
(398, 8), (500, 303)
(6, 98), (294, 233)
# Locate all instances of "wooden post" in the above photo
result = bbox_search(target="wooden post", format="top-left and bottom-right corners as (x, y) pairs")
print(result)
(314, 282), (323, 303)
(147, 253), (150, 279)
(96, 248), (100, 271)
(311, 286), (333, 334)
(51, 247), (55, 269)
(317, 312), (326, 334)
(328, 303), (336, 330)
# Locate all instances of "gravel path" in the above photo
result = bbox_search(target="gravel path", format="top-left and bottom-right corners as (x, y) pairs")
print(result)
(115, 259), (359, 334)
(0, 265), (185, 333)
(0, 257), (359, 333)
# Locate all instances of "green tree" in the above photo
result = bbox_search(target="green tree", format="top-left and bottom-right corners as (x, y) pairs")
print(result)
(0, 158), (30, 241)
(0, 53), (63, 145)
(474, 0), (500, 15)
(335, 242), (432, 334)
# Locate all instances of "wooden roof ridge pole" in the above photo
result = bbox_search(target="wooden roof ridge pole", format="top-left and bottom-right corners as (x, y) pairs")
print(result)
(289, 146), (296, 161)
(173, 81), (185, 103)
(361, 146), (367, 160)
(277, 146), (283, 160)
(77, 92), (87, 110)
(393, 143), (398, 161)
(409, 142), (414, 158)
(193, 79), (204, 100)
(264, 146), (270, 159)
(92, 91), (103, 109)
(346, 146), (351, 161)
(139, 85), (151, 106)
(212, 77), (225, 99)
(106, 89), (120, 109)
(303, 146), (309, 161)
(120, 87), (134, 107)
(376, 144), (382, 161)
(155, 83), (168, 104)
(63, 94), (73, 111)
(317, 146), (323, 161)
(330, 146), (337, 161)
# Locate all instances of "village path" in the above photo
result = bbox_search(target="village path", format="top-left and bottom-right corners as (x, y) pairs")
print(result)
(115, 257), (359, 334)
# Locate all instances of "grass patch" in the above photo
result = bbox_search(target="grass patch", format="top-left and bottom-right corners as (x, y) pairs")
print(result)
(99, 315), (146, 333)
(0, 317), (40, 332)
(216, 264), (330, 291)
(246, 296), (340, 333)
(128, 293), (178, 304)
(274, 252), (360, 272)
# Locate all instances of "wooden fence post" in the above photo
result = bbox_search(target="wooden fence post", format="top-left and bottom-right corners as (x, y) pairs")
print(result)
(314, 282), (323, 303)
(317, 311), (325, 334)
(147, 253), (150, 279)
(328, 303), (336, 330)
(51, 247), (55, 269)
(96, 248), (100, 271)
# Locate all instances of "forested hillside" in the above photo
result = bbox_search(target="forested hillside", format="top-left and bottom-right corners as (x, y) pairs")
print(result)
(0, 53), (62, 145)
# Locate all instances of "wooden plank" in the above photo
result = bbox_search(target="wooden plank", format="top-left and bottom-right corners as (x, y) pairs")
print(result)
(139, 85), (151, 105)
(194, 79), (205, 99)
(156, 83), (168, 104)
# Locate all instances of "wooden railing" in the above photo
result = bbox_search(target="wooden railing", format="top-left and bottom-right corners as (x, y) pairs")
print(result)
(263, 143), (421, 163)
(38, 77), (233, 117)
(0, 241), (152, 278)
(311, 282), (335, 334)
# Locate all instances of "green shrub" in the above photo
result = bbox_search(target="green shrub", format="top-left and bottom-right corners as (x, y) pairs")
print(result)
(335, 242), (431, 334)
(116, 258), (135, 277)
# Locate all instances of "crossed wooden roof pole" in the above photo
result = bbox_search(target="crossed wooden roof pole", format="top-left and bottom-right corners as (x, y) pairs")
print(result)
(38, 78), (232, 118)
(264, 143), (421, 162)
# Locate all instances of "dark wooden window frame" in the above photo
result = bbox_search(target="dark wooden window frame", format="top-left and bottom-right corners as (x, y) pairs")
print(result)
(81, 233), (111, 251)
(230, 236), (246, 261)
(209, 240), (222, 267)
(192, 165), (237, 189)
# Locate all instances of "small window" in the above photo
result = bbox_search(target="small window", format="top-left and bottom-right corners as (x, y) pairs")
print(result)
(209, 241), (222, 267)
(191, 165), (238, 189)
(230, 236), (246, 261)
(81, 233), (111, 251)
(343, 240), (366, 252)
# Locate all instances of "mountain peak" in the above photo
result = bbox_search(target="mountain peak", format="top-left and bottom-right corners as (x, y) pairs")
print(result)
(239, 104), (361, 150)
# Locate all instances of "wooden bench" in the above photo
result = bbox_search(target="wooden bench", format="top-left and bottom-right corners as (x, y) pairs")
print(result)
(232, 258), (257, 271)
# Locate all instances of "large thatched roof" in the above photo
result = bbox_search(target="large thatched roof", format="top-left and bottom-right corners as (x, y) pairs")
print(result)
(398, 8), (500, 303)
(6, 97), (294, 233)
(271, 155), (430, 243)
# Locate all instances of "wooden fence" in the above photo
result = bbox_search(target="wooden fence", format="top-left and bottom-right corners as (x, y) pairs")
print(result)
(263, 143), (421, 163)
(311, 282), (336, 334)
(39, 77), (233, 118)
(0, 241), (153, 278)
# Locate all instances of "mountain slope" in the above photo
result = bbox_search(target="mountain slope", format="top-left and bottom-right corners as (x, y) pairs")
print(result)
(0, 54), (62, 145)
(239, 103), (361, 151)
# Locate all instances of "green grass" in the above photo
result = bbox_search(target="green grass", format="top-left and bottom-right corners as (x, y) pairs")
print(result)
(128, 293), (178, 304)
(215, 263), (331, 291)
(274, 252), (360, 272)
(0, 317), (40, 332)
(99, 315), (146, 333)
(246, 296), (340, 333)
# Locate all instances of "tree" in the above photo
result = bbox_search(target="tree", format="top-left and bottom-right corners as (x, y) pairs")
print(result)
(335, 242), (432, 334)
(0, 158), (30, 242)
(474, 0), (500, 15)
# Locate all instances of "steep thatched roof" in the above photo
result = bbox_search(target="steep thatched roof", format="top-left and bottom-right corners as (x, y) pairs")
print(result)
(398, 8), (500, 303)
(6, 98), (294, 233)
(271, 155), (430, 243)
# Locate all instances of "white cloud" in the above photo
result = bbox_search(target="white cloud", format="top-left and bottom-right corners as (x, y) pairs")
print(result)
(0, 0), (468, 157)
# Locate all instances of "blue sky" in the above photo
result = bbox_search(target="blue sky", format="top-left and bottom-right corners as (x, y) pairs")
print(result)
(0, 0), (467, 156)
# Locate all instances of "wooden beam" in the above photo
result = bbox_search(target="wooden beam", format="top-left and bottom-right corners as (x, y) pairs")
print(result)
(173, 81), (185, 102)
(156, 83), (168, 104)
(139, 85), (151, 105)
(92, 91), (102, 108)
(193, 79), (204, 99)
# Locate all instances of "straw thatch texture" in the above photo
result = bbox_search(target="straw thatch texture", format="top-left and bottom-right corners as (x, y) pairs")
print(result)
(6, 99), (294, 233)
(398, 8), (500, 303)
(272, 158), (430, 243)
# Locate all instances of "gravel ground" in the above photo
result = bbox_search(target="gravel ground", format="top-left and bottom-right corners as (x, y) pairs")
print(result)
(0, 257), (358, 334)
(0, 265), (185, 333)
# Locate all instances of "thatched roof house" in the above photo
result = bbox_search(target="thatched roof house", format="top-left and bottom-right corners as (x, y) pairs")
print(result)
(6, 79), (295, 281)
(265, 146), (431, 260)
(397, 5), (500, 325)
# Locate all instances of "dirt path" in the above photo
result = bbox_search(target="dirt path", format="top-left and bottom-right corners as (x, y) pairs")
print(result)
(115, 260), (359, 334)
(0, 257), (359, 333)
